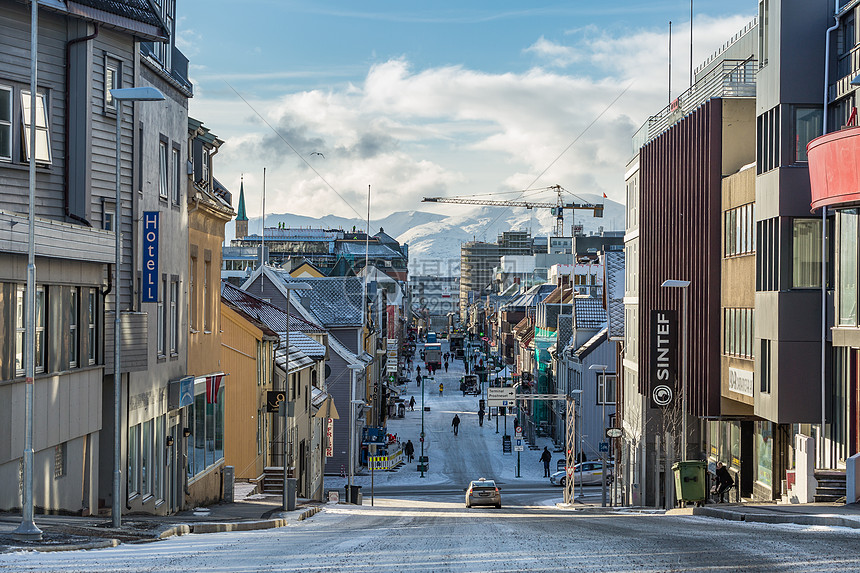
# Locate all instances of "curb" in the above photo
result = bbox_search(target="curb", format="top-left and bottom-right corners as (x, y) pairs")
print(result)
(297, 506), (322, 521)
(692, 507), (860, 529)
(1, 538), (119, 554)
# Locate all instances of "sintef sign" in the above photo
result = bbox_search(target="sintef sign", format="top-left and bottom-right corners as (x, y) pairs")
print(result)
(650, 310), (677, 408)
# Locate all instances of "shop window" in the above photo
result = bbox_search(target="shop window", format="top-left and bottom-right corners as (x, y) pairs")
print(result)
(755, 421), (773, 489)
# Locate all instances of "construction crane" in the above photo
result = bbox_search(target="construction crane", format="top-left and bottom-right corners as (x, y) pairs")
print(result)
(422, 184), (603, 237)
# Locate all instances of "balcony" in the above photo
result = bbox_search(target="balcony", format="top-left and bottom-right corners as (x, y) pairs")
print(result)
(633, 59), (757, 151)
(808, 126), (860, 210)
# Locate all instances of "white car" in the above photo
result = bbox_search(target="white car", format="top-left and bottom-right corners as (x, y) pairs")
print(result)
(549, 461), (613, 487)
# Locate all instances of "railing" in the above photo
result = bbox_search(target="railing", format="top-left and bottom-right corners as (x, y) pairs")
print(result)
(634, 58), (757, 151)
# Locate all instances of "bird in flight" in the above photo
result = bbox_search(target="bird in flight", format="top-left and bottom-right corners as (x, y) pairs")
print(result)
(310, 152), (325, 158)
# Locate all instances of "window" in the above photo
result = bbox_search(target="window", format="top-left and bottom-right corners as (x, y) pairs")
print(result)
(187, 382), (226, 480)
(839, 210), (858, 326)
(154, 415), (164, 501)
(142, 419), (152, 496)
(170, 280), (178, 354)
(128, 423), (140, 496)
(0, 85), (11, 160)
(596, 373), (616, 405)
(792, 219), (823, 289)
(103, 209), (114, 232)
(758, 0), (769, 68)
(723, 308), (754, 358)
(70, 288), (79, 368)
(760, 340), (771, 394)
(757, 106), (780, 174)
(159, 140), (169, 199)
(793, 107), (823, 163)
(104, 60), (119, 111)
(202, 151), (210, 188)
(172, 146), (181, 205)
(257, 408), (264, 456)
(157, 277), (165, 356)
(203, 260), (210, 332)
(15, 286), (24, 376)
(190, 255), (197, 331)
(87, 289), (97, 365)
(20, 91), (51, 164)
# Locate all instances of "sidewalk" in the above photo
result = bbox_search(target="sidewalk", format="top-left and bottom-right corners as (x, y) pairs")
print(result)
(667, 501), (860, 529)
(0, 489), (327, 554)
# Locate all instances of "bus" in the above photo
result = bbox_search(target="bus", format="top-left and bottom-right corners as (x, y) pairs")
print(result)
(424, 342), (442, 369)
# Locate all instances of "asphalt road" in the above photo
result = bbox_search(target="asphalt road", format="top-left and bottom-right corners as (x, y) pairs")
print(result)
(5, 498), (859, 572)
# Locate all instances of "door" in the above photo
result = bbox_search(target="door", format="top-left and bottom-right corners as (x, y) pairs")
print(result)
(167, 415), (181, 514)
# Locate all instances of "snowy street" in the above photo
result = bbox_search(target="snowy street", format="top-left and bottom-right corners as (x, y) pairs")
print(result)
(3, 343), (859, 571)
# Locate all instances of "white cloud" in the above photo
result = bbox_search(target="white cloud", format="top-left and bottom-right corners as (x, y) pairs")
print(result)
(191, 14), (755, 227)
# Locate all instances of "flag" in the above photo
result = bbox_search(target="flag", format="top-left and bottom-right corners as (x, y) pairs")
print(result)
(206, 374), (224, 404)
(603, 193), (607, 198)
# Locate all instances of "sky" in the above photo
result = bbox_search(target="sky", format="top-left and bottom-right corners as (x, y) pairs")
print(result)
(177, 1), (757, 233)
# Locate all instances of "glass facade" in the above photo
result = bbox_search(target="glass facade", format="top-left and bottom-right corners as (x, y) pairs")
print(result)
(187, 384), (225, 479)
(756, 421), (773, 489)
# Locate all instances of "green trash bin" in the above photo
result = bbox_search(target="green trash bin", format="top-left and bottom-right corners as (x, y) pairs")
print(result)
(672, 460), (707, 505)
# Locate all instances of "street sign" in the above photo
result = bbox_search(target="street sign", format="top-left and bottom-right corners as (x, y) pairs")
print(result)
(487, 386), (515, 407)
(514, 439), (524, 452)
(606, 427), (623, 439)
(599, 441), (609, 453)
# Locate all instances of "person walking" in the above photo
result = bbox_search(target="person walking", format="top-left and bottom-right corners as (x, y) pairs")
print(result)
(452, 414), (460, 436)
(714, 461), (735, 503)
(439, 382), (444, 396)
(478, 407), (485, 427)
(416, 365), (421, 377)
(409, 396), (416, 411)
(416, 373), (422, 387)
(540, 447), (552, 478)
(444, 360), (449, 373)
(404, 440), (415, 463)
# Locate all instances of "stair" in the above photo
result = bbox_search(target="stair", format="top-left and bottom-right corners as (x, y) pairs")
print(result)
(813, 470), (846, 502)
(261, 466), (295, 494)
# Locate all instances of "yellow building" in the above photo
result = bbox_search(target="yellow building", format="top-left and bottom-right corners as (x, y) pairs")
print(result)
(221, 299), (277, 480)
(185, 118), (235, 506)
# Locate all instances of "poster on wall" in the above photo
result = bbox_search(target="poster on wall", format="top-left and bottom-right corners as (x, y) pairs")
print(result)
(650, 309), (677, 409)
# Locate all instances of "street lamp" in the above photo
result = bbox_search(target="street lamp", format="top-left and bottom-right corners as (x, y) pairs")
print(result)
(348, 364), (369, 502)
(280, 282), (311, 511)
(109, 86), (165, 529)
(589, 364), (610, 507)
(661, 279), (691, 462)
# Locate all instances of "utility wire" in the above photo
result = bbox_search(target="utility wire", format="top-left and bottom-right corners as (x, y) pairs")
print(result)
(224, 80), (365, 221)
(479, 81), (634, 238)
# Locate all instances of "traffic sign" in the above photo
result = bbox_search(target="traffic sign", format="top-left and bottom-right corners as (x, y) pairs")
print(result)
(599, 441), (609, 453)
(514, 439), (524, 452)
(566, 466), (575, 477)
(487, 386), (515, 407)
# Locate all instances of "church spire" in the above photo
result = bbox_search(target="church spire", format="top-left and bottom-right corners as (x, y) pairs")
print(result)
(235, 174), (249, 239)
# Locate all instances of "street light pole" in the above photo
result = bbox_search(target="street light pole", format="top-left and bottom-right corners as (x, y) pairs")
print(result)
(108, 86), (164, 529)
(13, 0), (42, 541)
(590, 363), (609, 507)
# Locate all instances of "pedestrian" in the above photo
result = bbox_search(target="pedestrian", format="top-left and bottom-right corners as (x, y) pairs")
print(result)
(513, 417), (519, 430)
(404, 439), (415, 463)
(714, 461), (734, 503)
(540, 446), (552, 477)
(416, 373), (422, 387)
(416, 365), (421, 377)
(444, 360), (449, 373)
(452, 414), (460, 436)
(478, 407), (485, 427)
(439, 382), (444, 396)
(409, 396), (416, 411)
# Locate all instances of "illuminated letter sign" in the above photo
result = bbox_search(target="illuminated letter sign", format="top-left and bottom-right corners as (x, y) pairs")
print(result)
(650, 310), (677, 408)
(142, 211), (159, 303)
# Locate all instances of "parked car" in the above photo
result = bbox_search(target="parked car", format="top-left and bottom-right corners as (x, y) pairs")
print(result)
(549, 461), (614, 487)
(465, 477), (501, 508)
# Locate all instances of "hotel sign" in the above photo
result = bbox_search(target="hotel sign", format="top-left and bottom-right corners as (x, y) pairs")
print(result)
(728, 367), (754, 397)
(650, 310), (677, 408)
(142, 211), (159, 303)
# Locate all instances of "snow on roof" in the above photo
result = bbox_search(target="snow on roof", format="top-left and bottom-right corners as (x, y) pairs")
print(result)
(573, 296), (606, 330)
(221, 280), (326, 334)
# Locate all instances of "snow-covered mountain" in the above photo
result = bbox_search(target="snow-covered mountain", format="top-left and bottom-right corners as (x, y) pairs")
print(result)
(228, 194), (624, 275)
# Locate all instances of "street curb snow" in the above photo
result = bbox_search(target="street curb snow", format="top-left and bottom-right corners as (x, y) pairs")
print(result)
(1, 538), (120, 553)
(297, 506), (322, 521)
(692, 507), (860, 529)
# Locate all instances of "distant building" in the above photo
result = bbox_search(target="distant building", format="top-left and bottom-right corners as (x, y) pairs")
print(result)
(460, 231), (533, 321)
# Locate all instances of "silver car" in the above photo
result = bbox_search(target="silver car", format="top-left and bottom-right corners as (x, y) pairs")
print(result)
(549, 461), (613, 487)
(465, 478), (501, 508)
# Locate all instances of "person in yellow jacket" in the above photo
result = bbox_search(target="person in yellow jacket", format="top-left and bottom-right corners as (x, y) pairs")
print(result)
(439, 382), (444, 396)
